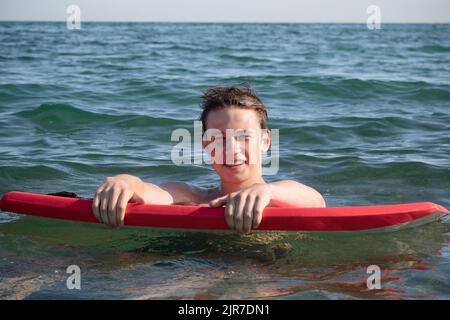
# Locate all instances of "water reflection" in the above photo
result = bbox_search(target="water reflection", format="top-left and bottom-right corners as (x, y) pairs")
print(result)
(0, 217), (448, 299)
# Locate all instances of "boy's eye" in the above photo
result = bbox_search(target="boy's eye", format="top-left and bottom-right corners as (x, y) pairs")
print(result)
(219, 134), (253, 141)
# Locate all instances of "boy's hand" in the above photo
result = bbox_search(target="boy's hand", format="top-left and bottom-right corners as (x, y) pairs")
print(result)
(209, 183), (273, 235)
(92, 176), (144, 228)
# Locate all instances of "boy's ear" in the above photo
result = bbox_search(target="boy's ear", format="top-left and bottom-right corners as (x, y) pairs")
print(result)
(261, 128), (271, 152)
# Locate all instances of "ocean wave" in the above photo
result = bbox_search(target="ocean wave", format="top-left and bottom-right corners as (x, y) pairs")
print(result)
(277, 118), (409, 140)
(408, 45), (450, 53)
(218, 53), (276, 63)
(291, 77), (450, 101)
(209, 75), (450, 101)
(0, 83), (69, 101)
(401, 87), (450, 102)
(15, 103), (187, 130)
(0, 165), (69, 182)
(320, 161), (450, 183)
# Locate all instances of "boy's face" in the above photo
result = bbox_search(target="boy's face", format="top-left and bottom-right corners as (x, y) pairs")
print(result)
(202, 107), (270, 184)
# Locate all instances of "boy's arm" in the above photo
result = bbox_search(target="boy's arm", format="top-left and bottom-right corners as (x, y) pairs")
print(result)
(268, 180), (326, 208)
(109, 174), (197, 205)
(124, 175), (173, 204)
(209, 179), (325, 235)
(92, 174), (197, 227)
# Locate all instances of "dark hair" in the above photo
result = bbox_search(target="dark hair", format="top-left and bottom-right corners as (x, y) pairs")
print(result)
(200, 85), (268, 132)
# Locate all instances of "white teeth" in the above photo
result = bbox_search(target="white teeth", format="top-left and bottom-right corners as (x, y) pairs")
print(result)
(225, 162), (244, 167)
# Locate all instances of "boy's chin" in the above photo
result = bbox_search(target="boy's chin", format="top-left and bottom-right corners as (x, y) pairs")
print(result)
(216, 165), (248, 179)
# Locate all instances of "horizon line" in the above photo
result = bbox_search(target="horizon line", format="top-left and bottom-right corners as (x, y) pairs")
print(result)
(1, 20), (449, 24)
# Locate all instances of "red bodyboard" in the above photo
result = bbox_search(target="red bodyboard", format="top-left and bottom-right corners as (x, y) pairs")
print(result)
(0, 191), (448, 231)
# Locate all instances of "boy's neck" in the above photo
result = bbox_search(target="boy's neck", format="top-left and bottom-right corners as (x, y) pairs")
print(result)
(220, 176), (266, 196)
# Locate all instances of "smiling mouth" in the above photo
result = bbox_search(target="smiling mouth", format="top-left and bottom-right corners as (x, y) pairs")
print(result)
(224, 161), (246, 167)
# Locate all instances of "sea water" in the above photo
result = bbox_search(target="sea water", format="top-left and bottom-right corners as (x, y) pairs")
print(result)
(0, 22), (449, 299)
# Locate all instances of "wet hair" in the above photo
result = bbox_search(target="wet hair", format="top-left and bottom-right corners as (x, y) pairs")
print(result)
(200, 85), (268, 132)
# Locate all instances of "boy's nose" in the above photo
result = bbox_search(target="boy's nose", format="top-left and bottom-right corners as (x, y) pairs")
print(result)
(224, 137), (245, 164)
(229, 136), (244, 152)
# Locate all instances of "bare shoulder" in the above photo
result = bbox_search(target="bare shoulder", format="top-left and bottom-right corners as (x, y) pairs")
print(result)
(158, 181), (219, 205)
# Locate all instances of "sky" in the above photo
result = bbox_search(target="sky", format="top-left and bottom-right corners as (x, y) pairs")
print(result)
(0, 0), (449, 23)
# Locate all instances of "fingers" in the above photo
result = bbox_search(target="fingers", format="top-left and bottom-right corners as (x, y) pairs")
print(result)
(92, 187), (103, 222)
(242, 196), (256, 234)
(224, 196), (235, 230)
(209, 195), (227, 208)
(252, 196), (264, 229)
(99, 188), (111, 225)
(223, 191), (267, 235)
(108, 188), (122, 227)
(220, 193), (252, 235)
(116, 190), (131, 227)
(213, 195), (237, 231)
(234, 194), (246, 235)
(92, 178), (132, 228)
